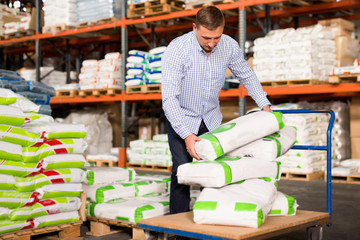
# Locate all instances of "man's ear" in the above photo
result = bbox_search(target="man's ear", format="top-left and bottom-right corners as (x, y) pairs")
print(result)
(192, 23), (197, 31)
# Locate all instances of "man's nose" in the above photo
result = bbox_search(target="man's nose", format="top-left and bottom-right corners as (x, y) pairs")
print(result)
(208, 40), (216, 48)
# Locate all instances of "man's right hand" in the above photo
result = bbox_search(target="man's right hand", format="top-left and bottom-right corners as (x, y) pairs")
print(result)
(184, 134), (202, 160)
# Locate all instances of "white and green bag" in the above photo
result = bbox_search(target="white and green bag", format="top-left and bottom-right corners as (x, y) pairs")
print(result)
(84, 167), (136, 185)
(24, 113), (54, 125)
(226, 126), (297, 161)
(135, 174), (171, 192)
(36, 183), (83, 199)
(0, 207), (9, 220)
(40, 154), (87, 170)
(24, 123), (87, 140)
(195, 111), (285, 161)
(22, 139), (88, 162)
(86, 198), (169, 223)
(10, 93), (40, 113)
(0, 124), (43, 147)
(193, 178), (278, 228)
(34, 211), (79, 228)
(15, 168), (85, 192)
(0, 174), (16, 190)
(0, 141), (22, 161)
(134, 180), (167, 197)
(83, 183), (136, 203)
(0, 105), (26, 126)
(0, 219), (34, 235)
(0, 190), (38, 208)
(177, 156), (281, 188)
(0, 88), (17, 105)
(269, 191), (298, 216)
(9, 197), (81, 221)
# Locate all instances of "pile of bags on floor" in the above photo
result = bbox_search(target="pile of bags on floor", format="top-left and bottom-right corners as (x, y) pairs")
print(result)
(125, 46), (166, 87)
(83, 167), (199, 223)
(0, 70), (55, 115)
(127, 134), (172, 166)
(178, 111), (298, 228)
(0, 90), (88, 234)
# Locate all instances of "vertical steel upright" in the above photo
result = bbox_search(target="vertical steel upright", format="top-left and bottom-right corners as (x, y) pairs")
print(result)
(239, 1), (246, 116)
(120, 0), (128, 167)
(35, 0), (41, 82)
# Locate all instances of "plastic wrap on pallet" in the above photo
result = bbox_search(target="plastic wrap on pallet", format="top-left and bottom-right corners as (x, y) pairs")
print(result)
(76, 0), (121, 24)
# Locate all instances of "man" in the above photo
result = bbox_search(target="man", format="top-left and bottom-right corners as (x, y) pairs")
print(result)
(161, 6), (271, 214)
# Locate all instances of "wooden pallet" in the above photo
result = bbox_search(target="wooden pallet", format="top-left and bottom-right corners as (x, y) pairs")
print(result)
(55, 89), (79, 97)
(126, 84), (161, 94)
(126, 162), (172, 172)
(0, 221), (83, 240)
(184, 0), (234, 9)
(260, 79), (323, 87)
(281, 171), (324, 181)
(128, 0), (184, 18)
(326, 173), (360, 184)
(328, 73), (360, 84)
(87, 159), (116, 167)
(4, 30), (35, 39)
(86, 216), (145, 239)
(42, 24), (75, 34)
(77, 17), (118, 28)
(78, 88), (121, 97)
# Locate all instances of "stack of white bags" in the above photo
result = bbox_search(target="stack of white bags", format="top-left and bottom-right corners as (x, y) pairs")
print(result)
(76, 0), (121, 24)
(44, 0), (77, 27)
(0, 88), (88, 234)
(79, 52), (122, 90)
(83, 167), (187, 223)
(253, 24), (336, 82)
(178, 111), (298, 228)
(125, 46), (166, 87)
(127, 134), (172, 167)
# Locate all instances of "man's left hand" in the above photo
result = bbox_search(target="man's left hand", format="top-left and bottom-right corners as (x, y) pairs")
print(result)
(262, 105), (272, 112)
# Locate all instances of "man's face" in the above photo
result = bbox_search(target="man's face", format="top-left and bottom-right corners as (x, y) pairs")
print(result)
(193, 23), (223, 53)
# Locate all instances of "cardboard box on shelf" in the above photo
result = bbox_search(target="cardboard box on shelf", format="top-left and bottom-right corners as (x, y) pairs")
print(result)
(335, 36), (360, 67)
(350, 97), (360, 137)
(318, 18), (355, 37)
(139, 118), (159, 140)
(351, 137), (360, 158)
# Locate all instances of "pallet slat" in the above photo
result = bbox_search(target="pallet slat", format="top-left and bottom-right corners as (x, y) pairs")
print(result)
(87, 159), (116, 167)
(128, 0), (184, 18)
(260, 79), (323, 87)
(78, 88), (121, 97)
(126, 84), (161, 94)
(185, 0), (234, 9)
(126, 162), (172, 172)
(281, 171), (324, 181)
(55, 89), (79, 97)
(326, 173), (360, 184)
(328, 73), (360, 84)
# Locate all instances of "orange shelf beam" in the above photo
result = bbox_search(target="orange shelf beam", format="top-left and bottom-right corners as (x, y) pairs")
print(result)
(50, 94), (124, 104)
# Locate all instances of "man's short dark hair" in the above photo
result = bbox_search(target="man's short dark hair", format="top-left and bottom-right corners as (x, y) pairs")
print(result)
(195, 6), (225, 30)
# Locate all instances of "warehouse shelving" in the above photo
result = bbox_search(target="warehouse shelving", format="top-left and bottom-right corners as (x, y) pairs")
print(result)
(1, 0), (360, 168)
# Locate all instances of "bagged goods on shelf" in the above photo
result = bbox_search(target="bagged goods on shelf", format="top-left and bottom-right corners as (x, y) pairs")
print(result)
(335, 36), (360, 67)
(76, 0), (121, 24)
(14, 168), (86, 192)
(9, 93), (40, 113)
(37, 105), (52, 116)
(105, 52), (121, 60)
(22, 138), (88, 163)
(83, 167), (136, 185)
(269, 191), (298, 216)
(149, 46), (167, 56)
(331, 166), (357, 175)
(225, 126), (296, 161)
(340, 159), (360, 172)
(0, 88), (17, 105)
(83, 183), (136, 203)
(85, 198), (169, 223)
(0, 141), (22, 161)
(8, 197), (81, 221)
(86, 153), (118, 162)
(178, 156), (281, 188)
(195, 111), (284, 161)
(193, 178), (277, 228)
(17, 92), (51, 105)
(34, 211), (79, 228)
(0, 218), (34, 235)
(25, 112), (54, 125)
(134, 180), (167, 197)
(44, 0), (77, 26)
(36, 183), (83, 199)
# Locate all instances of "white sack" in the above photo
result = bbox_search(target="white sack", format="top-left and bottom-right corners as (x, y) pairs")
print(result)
(178, 156), (281, 188)
(269, 191), (298, 216)
(83, 183), (136, 203)
(84, 167), (136, 185)
(195, 111), (284, 161)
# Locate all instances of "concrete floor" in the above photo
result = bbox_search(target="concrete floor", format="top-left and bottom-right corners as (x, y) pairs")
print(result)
(35, 179), (360, 240)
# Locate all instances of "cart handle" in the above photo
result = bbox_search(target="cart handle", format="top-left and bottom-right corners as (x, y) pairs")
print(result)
(273, 109), (335, 218)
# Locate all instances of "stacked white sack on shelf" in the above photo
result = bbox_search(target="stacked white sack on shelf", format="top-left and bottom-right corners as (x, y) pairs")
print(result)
(253, 24), (336, 82)
(0, 90), (87, 233)
(76, 0), (121, 24)
(125, 46), (167, 87)
(44, 0), (77, 27)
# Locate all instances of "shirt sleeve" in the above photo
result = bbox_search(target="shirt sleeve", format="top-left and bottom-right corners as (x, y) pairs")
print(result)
(161, 40), (192, 139)
(228, 41), (271, 110)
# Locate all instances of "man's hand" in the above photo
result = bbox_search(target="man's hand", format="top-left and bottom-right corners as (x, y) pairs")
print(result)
(184, 134), (202, 160)
(262, 105), (272, 112)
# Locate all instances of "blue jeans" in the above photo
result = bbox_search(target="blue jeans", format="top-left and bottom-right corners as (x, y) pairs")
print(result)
(167, 119), (209, 214)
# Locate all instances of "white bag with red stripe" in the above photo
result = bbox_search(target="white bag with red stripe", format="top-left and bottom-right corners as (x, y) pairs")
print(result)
(22, 139), (88, 162)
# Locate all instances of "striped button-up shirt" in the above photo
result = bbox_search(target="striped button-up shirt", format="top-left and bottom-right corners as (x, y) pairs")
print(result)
(162, 31), (271, 139)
